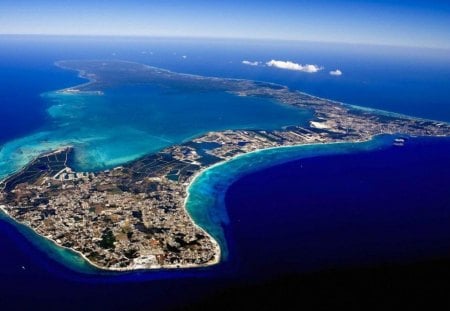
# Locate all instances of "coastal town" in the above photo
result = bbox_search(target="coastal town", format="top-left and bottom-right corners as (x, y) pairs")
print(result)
(1, 60), (450, 270)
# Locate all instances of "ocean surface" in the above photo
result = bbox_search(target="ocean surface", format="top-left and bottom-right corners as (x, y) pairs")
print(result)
(1, 36), (450, 309)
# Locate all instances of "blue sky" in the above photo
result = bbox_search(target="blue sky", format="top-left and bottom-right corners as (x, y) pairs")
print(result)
(1, 0), (449, 49)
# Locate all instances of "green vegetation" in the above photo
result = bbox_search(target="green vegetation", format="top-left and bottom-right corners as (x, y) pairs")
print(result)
(124, 248), (139, 259)
(99, 228), (116, 249)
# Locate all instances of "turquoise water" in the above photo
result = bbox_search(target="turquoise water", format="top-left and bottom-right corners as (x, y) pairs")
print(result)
(186, 135), (394, 259)
(0, 83), (311, 179)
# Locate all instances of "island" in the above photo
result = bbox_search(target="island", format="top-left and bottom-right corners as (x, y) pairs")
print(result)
(1, 60), (449, 270)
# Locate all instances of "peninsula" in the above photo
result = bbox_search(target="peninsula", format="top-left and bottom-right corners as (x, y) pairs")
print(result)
(1, 60), (449, 270)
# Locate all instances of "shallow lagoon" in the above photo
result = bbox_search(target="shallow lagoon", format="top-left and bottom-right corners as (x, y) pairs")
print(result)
(0, 80), (311, 179)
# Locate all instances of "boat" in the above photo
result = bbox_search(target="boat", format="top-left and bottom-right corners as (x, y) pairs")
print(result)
(393, 137), (406, 146)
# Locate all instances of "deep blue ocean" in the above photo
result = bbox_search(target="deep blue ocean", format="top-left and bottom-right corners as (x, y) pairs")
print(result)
(1, 36), (450, 310)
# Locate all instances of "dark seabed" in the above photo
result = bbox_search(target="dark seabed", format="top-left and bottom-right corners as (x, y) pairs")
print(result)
(224, 137), (450, 275)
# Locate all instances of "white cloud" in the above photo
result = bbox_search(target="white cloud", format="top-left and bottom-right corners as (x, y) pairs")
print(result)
(329, 69), (342, 76)
(182, 55), (187, 59)
(242, 60), (260, 66)
(266, 60), (322, 73)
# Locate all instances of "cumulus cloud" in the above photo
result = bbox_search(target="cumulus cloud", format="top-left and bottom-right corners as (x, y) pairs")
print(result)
(182, 55), (187, 59)
(242, 60), (260, 66)
(266, 60), (322, 73)
(329, 69), (342, 76)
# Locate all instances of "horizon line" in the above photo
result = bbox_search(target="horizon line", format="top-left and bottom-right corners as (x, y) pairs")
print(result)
(1, 33), (449, 52)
